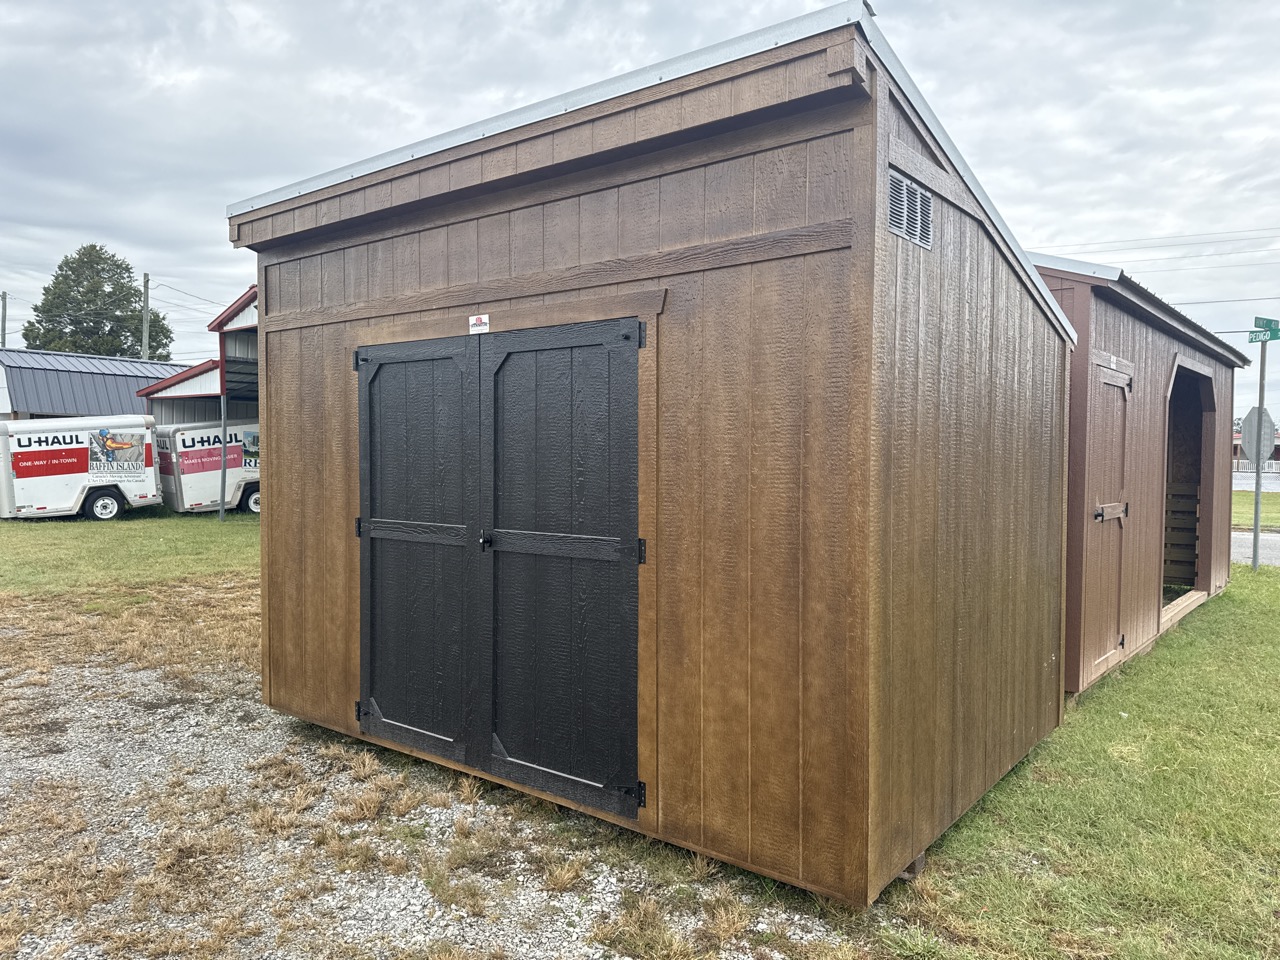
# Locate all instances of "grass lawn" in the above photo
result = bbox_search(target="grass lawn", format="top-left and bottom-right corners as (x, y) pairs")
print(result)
(1232, 489), (1280, 530)
(0, 507), (259, 594)
(879, 564), (1280, 959)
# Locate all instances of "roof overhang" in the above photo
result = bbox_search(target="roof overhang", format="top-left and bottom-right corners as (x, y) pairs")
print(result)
(209, 285), (259, 332)
(138, 359), (221, 398)
(1029, 252), (1248, 368)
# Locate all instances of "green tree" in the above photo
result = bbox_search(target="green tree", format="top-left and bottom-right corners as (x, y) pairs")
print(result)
(23, 244), (173, 360)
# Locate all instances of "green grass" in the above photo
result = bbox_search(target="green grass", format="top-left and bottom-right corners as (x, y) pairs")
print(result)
(1232, 490), (1280, 530)
(0, 507), (259, 594)
(881, 564), (1280, 959)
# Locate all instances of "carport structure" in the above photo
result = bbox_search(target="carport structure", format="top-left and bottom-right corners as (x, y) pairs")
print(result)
(1033, 253), (1248, 693)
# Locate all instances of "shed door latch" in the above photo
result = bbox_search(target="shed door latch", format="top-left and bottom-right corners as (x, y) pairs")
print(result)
(478, 530), (492, 552)
(637, 539), (646, 564)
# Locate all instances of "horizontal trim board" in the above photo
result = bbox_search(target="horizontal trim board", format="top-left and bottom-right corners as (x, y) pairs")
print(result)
(228, 2), (859, 218)
(491, 529), (622, 562)
(255, 100), (868, 264)
(367, 518), (467, 546)
(263, 221), (847, 333)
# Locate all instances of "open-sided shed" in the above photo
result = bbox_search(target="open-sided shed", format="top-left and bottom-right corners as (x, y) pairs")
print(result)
(228, 3), (1075, 904)
(1032, 254), (1247, 694)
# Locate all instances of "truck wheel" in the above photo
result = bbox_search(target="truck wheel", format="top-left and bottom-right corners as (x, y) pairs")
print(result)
(83, 489), (123, 521)
(240, 485), (261, 514)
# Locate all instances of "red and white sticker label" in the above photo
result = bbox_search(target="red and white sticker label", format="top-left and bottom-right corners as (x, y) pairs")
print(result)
(11, 447), (88, 479)
(468, 314), (490, 335)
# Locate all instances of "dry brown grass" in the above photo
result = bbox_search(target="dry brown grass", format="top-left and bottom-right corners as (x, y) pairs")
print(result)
(542, 858), (586, 893)
(696, 883), (752, 948)
(593, 892), (700, 960)
(456, 775), (485, 805)
(0, 578), (259, 679)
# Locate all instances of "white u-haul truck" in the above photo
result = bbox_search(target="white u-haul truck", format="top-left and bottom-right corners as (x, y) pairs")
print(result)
(0, 415), (162, 520)
(155, 421), (261, 514)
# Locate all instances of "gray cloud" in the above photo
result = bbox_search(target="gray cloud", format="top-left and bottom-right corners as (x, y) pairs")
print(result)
(1, 0), (1276, 414)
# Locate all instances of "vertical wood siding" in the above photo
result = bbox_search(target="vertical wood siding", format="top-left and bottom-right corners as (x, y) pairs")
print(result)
(867, 108), (1069, 893)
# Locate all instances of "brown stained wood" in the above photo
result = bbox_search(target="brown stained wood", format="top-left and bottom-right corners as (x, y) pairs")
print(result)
(321, 321), (354, 733)
(747, 256), (805, 878)
(420, 228), (448, 290)
(797, 250), (853, 891)
(511, 207), (545, 276)
(733, 63), (788, 114)
(263, 223), (851, 334)
(697, 264), (752, 861)
(681, 82), (733, 128)
(368, 240), (393, 300)
(449, 155), (482, 192)
(477, 214), (511, 283)
(344, 247), (369, 305)
(592, 112), (636, 153)
(579, 190), (619, 261)
(392, 234), (420, 296)
(552, 124), (593, 165)
(618, 180), (660, 257)
(367, 181), (393, 214)
(754, 144), (808, 234)
(482, 145), (517, 183)
(654, 274), (704, 848)
(266, 328), (303, 717)
(321, 252), (344, 307)
(391, 174), (421, 207)
(659, 169), (705, 250)
(300, 257), (322, 311)
(339, 190), (367, 222)
(264, 264), (281, 316)
(543, 198), (580, 271)
(634, 97), (682, 141)
(788, 51), (831, 100)
(807, 133), (853, 224)
(256, 100), (866, 270)
(446, 221), (479, 287)
(516, 135), (555, 174)
(704, 156), (754, 243)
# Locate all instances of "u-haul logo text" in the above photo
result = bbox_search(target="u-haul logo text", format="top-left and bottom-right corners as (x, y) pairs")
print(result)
(180, 433), (242, 449)
(16, 434), (85, 448)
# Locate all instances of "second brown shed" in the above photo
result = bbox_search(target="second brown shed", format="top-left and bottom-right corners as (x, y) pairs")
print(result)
(1032, 253), (1247, 694)
(228, 3), (1076, 904)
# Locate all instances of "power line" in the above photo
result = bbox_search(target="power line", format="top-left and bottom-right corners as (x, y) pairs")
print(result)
(1036, 226), (1280, 251)
(1108, 246), (1280, 265)
(1170, 296), (1280, 306)
(152, 282), (226, 307)
(1131, 259), (1280, 275)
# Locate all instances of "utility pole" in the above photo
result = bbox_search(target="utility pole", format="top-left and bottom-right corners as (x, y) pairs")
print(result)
(141, 273), (150, 360)
(1, 291), (6, 349)
(1254, 337), (1267, 571)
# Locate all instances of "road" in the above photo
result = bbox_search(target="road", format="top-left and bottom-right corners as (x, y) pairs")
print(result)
(1232, 530), (1280, 566)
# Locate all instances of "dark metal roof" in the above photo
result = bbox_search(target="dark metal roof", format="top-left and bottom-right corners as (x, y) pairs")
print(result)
(0, 349), (188, 417)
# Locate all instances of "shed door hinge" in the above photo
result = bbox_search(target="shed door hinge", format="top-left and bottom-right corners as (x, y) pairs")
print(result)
(618, 781), (646, 807)
(355, 516), (363, 538)
(352, 350), (360, 372)
(637, 538), (646, 564)
(1119, 634), (1126, 650)
(355, 700), (365, 724)
(638, 321), (647, 349)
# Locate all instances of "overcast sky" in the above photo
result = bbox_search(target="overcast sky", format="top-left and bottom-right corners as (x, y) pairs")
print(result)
(1, 0), (1277, 416)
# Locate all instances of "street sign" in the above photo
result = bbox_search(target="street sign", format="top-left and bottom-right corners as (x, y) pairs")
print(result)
(1248, 329), (1280, 343)
(1242, 407), (1275, 466)
(1254, 316), (1280, 329)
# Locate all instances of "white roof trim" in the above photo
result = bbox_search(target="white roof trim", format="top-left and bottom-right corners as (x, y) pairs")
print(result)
(1027, 251), (1122, 282)
(228, 2), (860, 217)
(858, 15), (1076, 345)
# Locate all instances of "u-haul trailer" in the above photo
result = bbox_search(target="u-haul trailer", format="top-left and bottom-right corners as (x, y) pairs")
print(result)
(155, 421), (261, 514)
(0, 415), (161, 520)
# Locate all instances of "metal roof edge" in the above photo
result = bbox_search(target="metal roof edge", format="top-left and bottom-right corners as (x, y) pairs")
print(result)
(1105, 276), (1250, 369)
(858, 16), (1078, 346)
(227, 2), (860, 218)
(1026, 251), (1122, 282)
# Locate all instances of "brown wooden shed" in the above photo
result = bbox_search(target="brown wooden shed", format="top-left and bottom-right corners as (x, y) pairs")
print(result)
(1032, 254), (1247, 694)
(228, 2), (1076, 904)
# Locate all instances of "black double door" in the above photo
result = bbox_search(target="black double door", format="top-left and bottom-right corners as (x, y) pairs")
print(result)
(356, 318), (640, 817)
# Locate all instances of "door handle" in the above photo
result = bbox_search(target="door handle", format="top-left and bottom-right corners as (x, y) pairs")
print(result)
(478, 530), (492, 552)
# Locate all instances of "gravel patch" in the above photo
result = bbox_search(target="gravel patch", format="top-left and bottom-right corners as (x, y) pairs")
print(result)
(0, 587), (878, 960)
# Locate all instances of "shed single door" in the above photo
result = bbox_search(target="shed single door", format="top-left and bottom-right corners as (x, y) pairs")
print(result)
(357, 318), (640, 818)
(1082, 351), (1133, 684)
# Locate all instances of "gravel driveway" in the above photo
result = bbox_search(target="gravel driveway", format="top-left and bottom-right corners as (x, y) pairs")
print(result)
(0, 581), (873, 960)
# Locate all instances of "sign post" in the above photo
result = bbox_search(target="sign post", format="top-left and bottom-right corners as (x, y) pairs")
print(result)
(1248, 318), (1279, 570)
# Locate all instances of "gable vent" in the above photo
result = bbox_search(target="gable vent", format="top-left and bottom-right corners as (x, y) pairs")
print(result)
(888, 169), (933, 249)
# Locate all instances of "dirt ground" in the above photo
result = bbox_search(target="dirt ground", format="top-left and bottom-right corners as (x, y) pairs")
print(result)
(0, 579), (880, 960)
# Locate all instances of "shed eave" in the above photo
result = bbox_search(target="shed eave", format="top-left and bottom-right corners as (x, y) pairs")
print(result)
(226, 1), (861, 219)
(859, 18), (1077, 346)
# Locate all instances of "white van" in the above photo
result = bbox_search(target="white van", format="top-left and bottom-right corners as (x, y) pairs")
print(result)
(0, 415), (162, 520)
(155, 420), (261, 514)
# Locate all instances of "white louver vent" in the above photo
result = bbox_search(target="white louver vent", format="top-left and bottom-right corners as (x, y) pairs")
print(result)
(887, 170), (933, 250)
